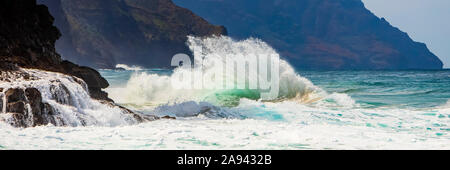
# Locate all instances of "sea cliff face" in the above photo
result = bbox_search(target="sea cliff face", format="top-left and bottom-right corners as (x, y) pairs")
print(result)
(0, 0), (108, 101)
(0, 0), (158, 127)
(174, 0), (443, 70)
(38, 0), (227, 69)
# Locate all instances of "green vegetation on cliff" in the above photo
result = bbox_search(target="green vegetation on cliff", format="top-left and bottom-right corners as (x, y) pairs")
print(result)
(40, 0), (227, 68)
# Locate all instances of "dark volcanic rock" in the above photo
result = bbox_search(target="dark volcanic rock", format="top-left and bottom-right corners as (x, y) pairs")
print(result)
(0, 87), (59, 127)
(174, 0), (443, 70)
(0, 0), (111, 101)
(0, 77), (154, 127)
(25, 88), (43, 114)
(49, 81), (73, 105)
(60, 61), (111, 101)
(0, 0), (61, 68)
(4, 88), (28, 122)
(0, 89), (3, 112)
(24, 88), (59, 126)
(0, 0), (161, 127)
(5, 89), (26, 104)
(38, 0), (227, 69)
(60, 61), (108, 89)
(99, 101), (160, 122)
(6, 102), (26, 115)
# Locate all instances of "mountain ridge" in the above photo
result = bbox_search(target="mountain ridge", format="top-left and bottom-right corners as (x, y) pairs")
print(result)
(0, 0), (161, 127)
(38, 0), (227, 69)
(174, 0), (443, 70)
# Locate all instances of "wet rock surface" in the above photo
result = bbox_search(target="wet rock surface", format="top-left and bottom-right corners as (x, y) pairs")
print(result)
(0, 0), (111, 101)
(1, 87), (54, 127)
(0, 70), (159, 127)
(0, 0), (165, 127)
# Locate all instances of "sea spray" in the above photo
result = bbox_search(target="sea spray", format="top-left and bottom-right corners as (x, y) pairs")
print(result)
(1, 92), (5, 113)
(0, 68), (142, 127)
(108, 36), (325, 108)
(2, 69), (448, 149)
(115, 64), (143, 71)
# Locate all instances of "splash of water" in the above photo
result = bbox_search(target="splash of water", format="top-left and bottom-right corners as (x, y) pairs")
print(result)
(108, 36), (325, 108)
(115, 64), (143, 71)
(0, 68), (141, 127)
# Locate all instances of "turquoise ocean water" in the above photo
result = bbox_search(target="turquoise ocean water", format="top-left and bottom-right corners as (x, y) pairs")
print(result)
(1, 36), (448, 149)
(89, 68), (450, 149)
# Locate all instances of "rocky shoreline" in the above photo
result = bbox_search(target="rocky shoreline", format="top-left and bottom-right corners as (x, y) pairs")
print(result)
(0, 0), (111, 101)
(0, 0), (163, 127)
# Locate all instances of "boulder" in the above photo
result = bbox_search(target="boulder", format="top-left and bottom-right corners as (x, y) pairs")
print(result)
(5, 88), (26, 103)
(0, 90), (3, 112)
(60, 60), (112, 101)
(2, 88), (56, 127)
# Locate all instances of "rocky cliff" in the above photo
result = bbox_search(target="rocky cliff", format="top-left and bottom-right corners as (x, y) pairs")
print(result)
(174, 0), (443, 70)
(38, 0), (227, 69)
(0, 0), (159, 127)
(0, 0), (109, 100)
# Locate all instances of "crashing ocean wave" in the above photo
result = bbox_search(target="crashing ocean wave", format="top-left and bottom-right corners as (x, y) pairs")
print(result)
(1, 36), (448, 149)
(115, 64), (144, 71)
(108, 36), (326, 108)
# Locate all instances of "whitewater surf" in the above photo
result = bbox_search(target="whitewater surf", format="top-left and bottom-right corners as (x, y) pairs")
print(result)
(1, 36), (449, 149)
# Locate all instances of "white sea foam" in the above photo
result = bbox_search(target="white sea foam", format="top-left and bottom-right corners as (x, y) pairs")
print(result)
(0, 69), (448, 150)
(0, 69), (140, 127)
(1, 103), (448, 149)
(108, 36), (324, 108)
(115, 64), (143, 71)
(437, 100), (450, 115)
(1, 36), (448, 150)
(313, 93), (357, 108)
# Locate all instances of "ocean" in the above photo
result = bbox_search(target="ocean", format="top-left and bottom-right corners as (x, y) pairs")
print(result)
(0, 36), (449, 149)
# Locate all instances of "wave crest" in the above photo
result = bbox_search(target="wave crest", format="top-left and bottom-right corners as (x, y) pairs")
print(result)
(108, 36), (326, 108)
(115, 64), (143, 71)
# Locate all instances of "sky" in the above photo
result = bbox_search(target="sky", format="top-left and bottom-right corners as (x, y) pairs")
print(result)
(362, 0), (450, 68)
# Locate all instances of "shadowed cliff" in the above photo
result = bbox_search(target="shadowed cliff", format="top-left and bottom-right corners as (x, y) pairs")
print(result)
(39, 0), (227, 69)
(0, 0), (112, 100)
(174, 0), (443, 70)
(0, 0), (166, 127)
